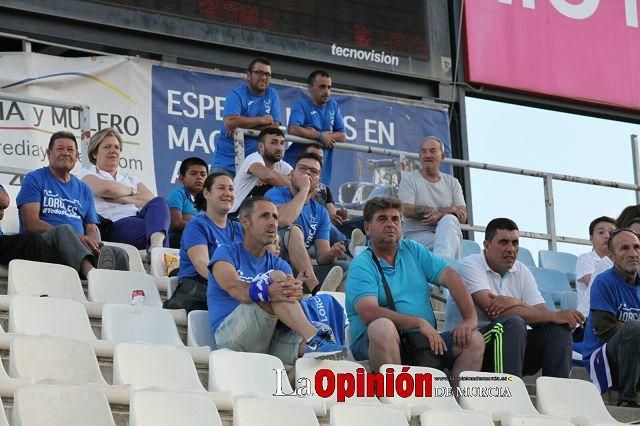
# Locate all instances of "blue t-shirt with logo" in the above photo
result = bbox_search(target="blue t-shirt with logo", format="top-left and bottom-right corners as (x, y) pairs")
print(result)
(207, 242), (292, 333)
(265, 186), (330, 248)
(284, 97), (345, 185)
(16, 167), (99, 234)
(582, 267), (640, 363)
(179, 214), (243, 280)
(213, 84), (282, 174)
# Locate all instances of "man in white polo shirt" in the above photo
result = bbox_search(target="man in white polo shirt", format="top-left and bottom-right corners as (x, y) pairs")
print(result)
(445, 218), (584, 378)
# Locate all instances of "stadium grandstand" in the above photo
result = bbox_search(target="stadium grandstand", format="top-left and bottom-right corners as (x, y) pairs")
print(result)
(0, 0), (639, 424)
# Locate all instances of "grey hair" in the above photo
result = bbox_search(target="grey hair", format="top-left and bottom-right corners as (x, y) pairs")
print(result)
(87, 127), (123, 165)
(421, 136), (445, 153)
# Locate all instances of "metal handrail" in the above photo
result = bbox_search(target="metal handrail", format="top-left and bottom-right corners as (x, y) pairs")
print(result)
(234, 128), (640, 250)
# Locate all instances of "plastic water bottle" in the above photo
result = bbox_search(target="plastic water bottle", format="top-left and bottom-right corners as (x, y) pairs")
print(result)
(131, 289), (146, 306)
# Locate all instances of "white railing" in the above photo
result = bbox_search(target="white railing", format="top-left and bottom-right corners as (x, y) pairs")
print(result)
(234, 128), (640, 250)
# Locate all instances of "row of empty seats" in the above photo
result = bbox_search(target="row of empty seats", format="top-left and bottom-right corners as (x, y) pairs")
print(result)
(0, 336), (622, 425)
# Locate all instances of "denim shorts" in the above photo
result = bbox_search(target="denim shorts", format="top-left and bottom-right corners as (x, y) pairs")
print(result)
(351, 328), (456, 368)
(214, 303), (303, 366)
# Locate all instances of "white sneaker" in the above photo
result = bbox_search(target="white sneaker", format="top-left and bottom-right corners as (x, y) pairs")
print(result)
(349, 228), (366, 257)
(319, 266), (343, 292)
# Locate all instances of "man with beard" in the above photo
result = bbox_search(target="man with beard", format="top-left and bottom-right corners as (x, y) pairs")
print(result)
(212, 57), (282, 176)
(285, 70), (346, 185)
(230, 128), (292, 215)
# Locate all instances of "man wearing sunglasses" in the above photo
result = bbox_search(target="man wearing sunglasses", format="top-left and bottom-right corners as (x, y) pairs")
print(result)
(266, 152), (347, 293)
(213, 57), (282, 176)
(582, 228), (640, 408)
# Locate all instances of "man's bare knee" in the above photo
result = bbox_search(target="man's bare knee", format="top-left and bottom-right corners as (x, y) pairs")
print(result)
(368, 318), (399, 345)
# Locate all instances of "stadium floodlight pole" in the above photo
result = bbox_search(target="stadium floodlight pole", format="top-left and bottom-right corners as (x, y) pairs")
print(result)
(632, 134), (640, 205)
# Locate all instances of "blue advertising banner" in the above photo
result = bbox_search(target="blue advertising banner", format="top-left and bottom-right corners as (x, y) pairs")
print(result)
(151, 65), (450, 201)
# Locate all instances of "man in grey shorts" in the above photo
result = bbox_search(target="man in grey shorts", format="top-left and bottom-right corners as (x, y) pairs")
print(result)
(207, 197), (347, 365)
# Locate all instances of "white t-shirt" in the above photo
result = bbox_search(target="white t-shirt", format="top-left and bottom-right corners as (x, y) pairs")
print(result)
(575, 250), (604, 317)
(398, 169), (465, 233)
(231, 152), (292, 212)
(445, 253), (545, 330)
(581, 256), (614, 317)
(77, 166), (139, 222)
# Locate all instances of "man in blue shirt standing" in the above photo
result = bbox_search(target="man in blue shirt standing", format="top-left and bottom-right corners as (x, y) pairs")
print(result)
(16, 130), (128, 275)
(582, 228), (640, 408)
(285, 70), (346, 185)
(212, 57), (282, 176)
(346, 196), (484, 377)
(208, 196), (347, 364)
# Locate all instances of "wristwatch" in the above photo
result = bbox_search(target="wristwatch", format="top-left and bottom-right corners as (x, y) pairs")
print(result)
(130, 187), (138, 196)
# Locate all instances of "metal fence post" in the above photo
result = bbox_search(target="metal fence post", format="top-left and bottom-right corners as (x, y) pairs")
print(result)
(631, 134), (640, 205)
(543, 174), (557, 251)
(234, 129), (245, 172)
(79, 105), (91, 168)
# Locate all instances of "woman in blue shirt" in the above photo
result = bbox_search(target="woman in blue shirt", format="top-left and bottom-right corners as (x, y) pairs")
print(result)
(171, 172), (242, 311)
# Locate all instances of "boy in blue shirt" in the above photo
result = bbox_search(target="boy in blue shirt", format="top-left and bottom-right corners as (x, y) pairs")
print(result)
(208, 196), (347, 364)
(212, 57), (282, 176)
(285, 70), (346, 185)
(167, 157), (208, 248)
(582, 228), (640, 408)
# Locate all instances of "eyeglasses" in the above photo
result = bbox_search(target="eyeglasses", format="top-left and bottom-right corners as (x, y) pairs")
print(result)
(296, 164), (321, 177)
(251, 70), (272, 78)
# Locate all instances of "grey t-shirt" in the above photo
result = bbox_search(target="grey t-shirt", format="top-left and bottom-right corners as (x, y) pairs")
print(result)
(398, 169), (465, 233)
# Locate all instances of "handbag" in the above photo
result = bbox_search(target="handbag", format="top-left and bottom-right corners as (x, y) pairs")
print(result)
(370, 249), (445, 369)
(162, 276), (208, 313)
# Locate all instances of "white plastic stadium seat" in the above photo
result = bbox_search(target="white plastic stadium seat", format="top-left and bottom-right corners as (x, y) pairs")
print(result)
(101, 304), (184, 346)
(420, 410), (493, 426)
(0, 397), (9, 426)
(233, 397), (319, 426)
(188, 310), (214, 348)
(10, 335), (106, 385)
(129, 389), (222, 426)
(88, 269), (163, 307)
(103, 241), (145, 273)
(536, 376), (622, 426)
(12, 384), (115, 426)
(508, 417), (574, 426)
(9, 296), (97, 341)
(330, 404), (408, 426)
(379, 364), (465, 416)
(209, 350), (325, 416)
(458, 371), (542, 424)
(113, 342), (205, 391)
(8, 259), (87, 301)
(150, 247), (180, 278)
(167, 276), (179, 299)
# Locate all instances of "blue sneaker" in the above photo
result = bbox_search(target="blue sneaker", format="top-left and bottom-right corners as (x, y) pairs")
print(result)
(303, 329), (348, 360)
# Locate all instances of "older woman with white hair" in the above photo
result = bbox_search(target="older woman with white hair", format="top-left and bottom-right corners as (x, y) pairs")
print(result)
(78, 127), (170, 251)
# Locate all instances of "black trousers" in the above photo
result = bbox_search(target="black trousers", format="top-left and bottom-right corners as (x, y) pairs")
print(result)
(0, 232), (59, 265)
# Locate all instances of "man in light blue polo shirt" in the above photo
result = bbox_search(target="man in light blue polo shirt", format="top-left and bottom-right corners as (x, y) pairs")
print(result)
(212, 57), (282, 176)
(345, 196), (484, 375)
(285, 70), (346, 185)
